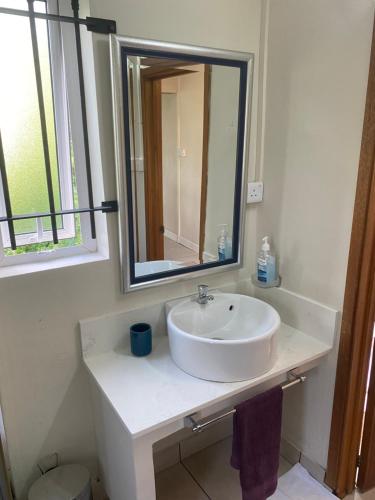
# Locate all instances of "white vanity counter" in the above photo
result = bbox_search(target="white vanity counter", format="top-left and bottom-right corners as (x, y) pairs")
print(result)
(80, 289), (338, 500)
(83, 323), (331, 438)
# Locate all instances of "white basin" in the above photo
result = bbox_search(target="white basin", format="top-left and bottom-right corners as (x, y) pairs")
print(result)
(167, 293), (280, 382)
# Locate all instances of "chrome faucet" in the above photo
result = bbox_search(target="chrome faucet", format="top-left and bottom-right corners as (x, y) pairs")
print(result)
(196, 284), (214, 305)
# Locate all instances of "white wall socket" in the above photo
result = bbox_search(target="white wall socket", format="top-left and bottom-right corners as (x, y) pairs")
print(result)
(247, 181), (264, 203)
(177, 148), (187, 157)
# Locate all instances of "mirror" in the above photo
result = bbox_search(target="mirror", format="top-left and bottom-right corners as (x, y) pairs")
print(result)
(110, 36), (253, 292)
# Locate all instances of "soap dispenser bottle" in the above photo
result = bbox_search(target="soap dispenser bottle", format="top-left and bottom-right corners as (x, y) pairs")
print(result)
(257, 236), (276, 284)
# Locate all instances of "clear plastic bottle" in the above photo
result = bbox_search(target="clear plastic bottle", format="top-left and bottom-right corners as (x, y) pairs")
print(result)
(257, 236), (276, 283)
(217, 225), (228, 261)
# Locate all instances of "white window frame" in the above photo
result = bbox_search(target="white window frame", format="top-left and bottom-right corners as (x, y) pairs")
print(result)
(0, 0), (97, 268)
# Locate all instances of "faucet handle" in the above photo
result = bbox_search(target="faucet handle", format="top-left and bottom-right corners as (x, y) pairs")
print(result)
(198, 284), (208, 296)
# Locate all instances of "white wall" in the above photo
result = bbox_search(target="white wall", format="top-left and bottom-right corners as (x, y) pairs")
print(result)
(256, 0), (374, 468)
(0, 1), (262, 497)
(177, 66), (204, 249)
(162, 92), (179, 237)
(162, 67), (205, 250)
(204, 65), (241, 257)
(257, 0), (374, 310)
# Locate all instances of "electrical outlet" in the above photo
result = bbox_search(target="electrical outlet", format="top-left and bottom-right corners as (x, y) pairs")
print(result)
(177, 148), (187, 158)
(247, 181), (264, 203)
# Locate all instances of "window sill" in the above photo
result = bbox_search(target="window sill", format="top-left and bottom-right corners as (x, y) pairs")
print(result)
(0, 250), (109, 279)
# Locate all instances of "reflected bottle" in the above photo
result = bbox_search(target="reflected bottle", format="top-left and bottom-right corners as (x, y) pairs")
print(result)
(217, 224), (229, 261)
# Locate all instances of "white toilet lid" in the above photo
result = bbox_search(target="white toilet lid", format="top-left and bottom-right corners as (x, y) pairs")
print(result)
(28, 464), (90, 500)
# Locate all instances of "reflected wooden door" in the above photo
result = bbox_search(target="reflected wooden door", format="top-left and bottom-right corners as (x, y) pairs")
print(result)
(141, 77), (164, 261)
(198, 65), (211, 264)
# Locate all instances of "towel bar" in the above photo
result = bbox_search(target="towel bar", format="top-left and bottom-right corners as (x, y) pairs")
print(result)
(185, 370), (307, 433)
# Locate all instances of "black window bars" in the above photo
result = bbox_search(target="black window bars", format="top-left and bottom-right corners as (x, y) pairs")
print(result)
(0, 0), (118, 250)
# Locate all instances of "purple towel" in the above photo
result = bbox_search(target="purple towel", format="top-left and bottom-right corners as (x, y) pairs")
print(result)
(231, 386), (283, 500)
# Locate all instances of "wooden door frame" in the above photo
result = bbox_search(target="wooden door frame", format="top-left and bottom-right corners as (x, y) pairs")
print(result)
(199, 65), (211, 263)
(325, 15), (375, 498)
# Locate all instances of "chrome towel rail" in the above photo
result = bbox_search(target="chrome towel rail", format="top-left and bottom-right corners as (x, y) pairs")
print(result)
(185, 370), (307, 433)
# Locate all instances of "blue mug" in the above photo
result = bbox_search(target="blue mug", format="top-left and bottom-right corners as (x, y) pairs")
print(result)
(130, 323), (152, 357)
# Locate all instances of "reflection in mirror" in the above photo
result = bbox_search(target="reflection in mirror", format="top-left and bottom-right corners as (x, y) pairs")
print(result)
(126, 55), (241, 278)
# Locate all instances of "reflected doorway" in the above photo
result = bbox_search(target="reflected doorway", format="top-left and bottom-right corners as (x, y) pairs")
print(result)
(139, 61), (210, 265)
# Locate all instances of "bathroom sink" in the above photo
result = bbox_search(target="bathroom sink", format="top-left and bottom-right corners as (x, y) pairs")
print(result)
(167, 293), (280, 382)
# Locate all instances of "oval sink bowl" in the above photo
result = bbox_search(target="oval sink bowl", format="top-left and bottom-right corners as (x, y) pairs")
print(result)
(167, 293), (280, 382)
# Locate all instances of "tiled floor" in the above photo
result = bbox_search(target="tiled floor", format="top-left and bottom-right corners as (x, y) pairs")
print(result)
(156, 464), (208, 500)
(164, 236), (199, 266)
(155, 436), (375, 500)
(346, 490), (375, 499)
(155, 437), (292, 500)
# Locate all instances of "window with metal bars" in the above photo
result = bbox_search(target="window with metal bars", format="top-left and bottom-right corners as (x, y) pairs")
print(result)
(0, 0), (117, 267)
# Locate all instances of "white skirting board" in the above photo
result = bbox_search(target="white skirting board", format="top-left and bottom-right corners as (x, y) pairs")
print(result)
(270, 464), (336, 499)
